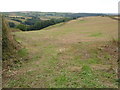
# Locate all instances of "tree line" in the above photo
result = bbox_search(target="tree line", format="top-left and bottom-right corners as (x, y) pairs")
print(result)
(9, 17), (77, 31)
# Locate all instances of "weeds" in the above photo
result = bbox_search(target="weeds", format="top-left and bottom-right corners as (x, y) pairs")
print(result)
(17, 48), (28, 57)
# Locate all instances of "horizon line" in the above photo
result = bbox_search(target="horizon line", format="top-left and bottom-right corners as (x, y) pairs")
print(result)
(0, 11), (118, 14)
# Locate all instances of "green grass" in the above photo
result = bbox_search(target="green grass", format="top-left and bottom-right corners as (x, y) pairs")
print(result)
(89, 32), (103, 37)
(54, 74), (68, 88)
(3, 16), (118, 88)
(78, 65), (105, 88)
(17, 48), (28, 57)
(6, 77), (31, 87)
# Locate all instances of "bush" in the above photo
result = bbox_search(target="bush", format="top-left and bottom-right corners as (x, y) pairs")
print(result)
(16, 24), (27, 31)
(8, 22), (15, 28)
(11, 19), (22, 23)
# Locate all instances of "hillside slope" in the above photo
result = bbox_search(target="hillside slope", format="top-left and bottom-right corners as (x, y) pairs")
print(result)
(2, 17), (30, 86)
(3, 16), (118, 88)
(2, 18), (20, 67)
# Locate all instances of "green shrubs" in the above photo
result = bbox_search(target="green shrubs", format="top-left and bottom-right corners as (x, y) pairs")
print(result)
(8, 22), (15, 28)
(16, 24), (27, 31)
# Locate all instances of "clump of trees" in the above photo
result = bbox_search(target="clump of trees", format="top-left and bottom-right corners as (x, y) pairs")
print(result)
(11, 18), (22, 23)
(9, 17), (77, 31)
(15, 17), (76, 31)
(8, 22), (15, 28)
(22, 16), (40, 25)
(16, 24), (27, 31)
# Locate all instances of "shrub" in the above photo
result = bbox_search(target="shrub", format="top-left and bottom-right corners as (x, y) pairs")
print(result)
(16, 24), (27, 31)
(8, 22), (15, 28)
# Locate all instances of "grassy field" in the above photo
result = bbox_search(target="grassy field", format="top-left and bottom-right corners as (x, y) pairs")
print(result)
(3, 16), (118, 88)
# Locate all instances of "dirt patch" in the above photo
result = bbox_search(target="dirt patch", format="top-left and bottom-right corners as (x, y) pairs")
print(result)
(91, 64), (111, 71)
(68, 66), (82, 72)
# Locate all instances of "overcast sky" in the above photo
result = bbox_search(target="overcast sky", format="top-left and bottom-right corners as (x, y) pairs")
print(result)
(0, 0), (119, 13)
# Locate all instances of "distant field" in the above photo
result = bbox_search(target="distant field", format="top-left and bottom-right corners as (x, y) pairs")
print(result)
(3, 16), (118, 88)
(6, 15), (65, 25)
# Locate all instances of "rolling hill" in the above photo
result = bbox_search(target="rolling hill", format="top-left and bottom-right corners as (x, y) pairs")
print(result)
(3, 16), (118, 88)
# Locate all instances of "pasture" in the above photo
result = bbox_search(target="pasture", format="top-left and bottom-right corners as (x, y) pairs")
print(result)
(3, 16), (118, 88)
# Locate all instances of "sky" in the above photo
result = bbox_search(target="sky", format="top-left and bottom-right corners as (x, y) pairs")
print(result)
(0, 0), (119, 13)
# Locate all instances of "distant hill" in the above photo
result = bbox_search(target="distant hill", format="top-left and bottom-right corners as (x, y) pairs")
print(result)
(1, 12), (106, 18)
(1, 12), (108, 31)
(65, 13), (105, 18)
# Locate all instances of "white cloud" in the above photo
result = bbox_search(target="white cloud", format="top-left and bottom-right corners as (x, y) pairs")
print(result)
(0, 0), (119, 13)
